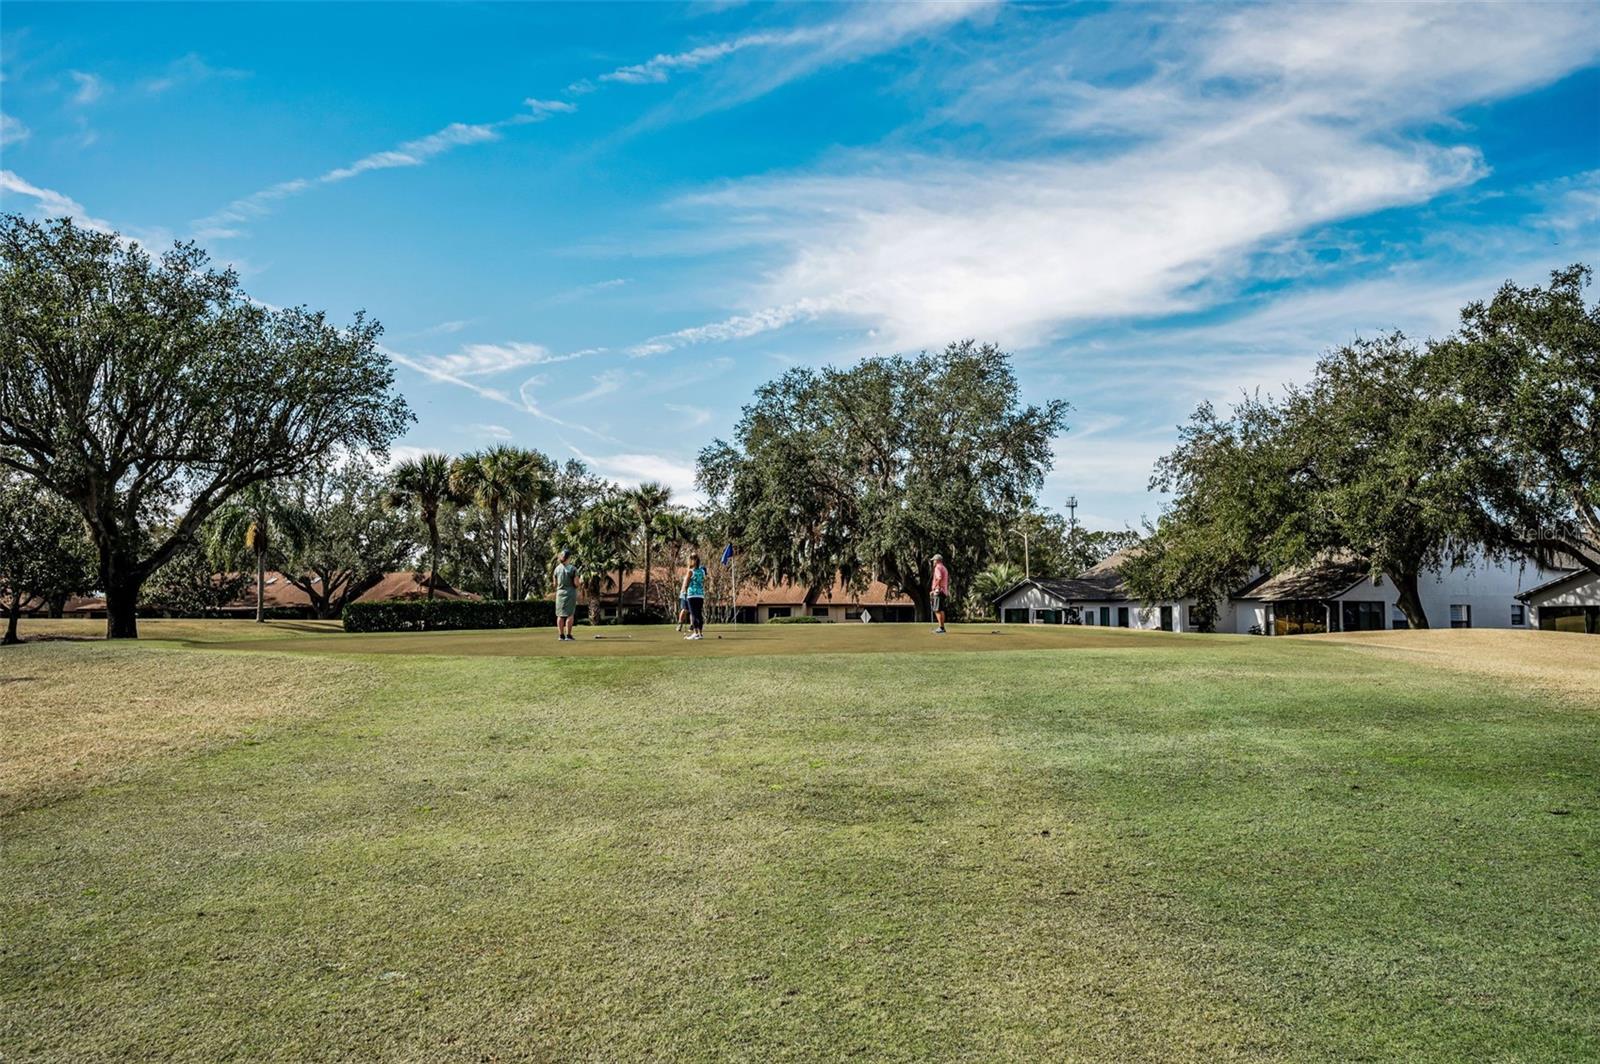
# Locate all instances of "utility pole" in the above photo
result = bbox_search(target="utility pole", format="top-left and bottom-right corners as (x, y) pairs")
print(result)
(1065, 495), (1080, 571)
(1010, 526), (1031, 580)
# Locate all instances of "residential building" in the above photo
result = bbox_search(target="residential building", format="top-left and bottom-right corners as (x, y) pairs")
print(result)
(1232, 551), (1567, 635)
(994, 549), (1572, 635)
(1517, 569), (1600, 634)
(991, 551), (1203, 632)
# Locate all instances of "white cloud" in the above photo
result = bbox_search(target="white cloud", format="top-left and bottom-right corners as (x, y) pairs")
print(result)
(571, 447), (703, 500)
(653, 1), (1599, 354)
(568, 368), (629, 403)
(467, 423), (514, 440)
(322, 121), (500, 183)
(394, 340), (565, 381)
(378, 444), (434, 471)
(523, 98), (577, 117)
(0, 112), (28, 146)
(193, 119), (510, 237)
(608, 2), (994, 119)
(188, 2), (985, 238)
(599, 35), (779, 84)
(0, 170), (117, 234)
(68, 71), (104, 105)
(626, 298), (829, 356)
(664, 403), (713, 428)
(143, 53), (249, 95)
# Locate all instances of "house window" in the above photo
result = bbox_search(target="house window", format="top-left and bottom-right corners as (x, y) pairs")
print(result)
(1511, 604), (1525, 626)
(1002, 608), (1028, 624)
(1099, 606), (1111, 626)
(1341, 601), (1385, 632)
(1117, 606), (1130, 628)
(1273, 601), (1329, 636)
(1450, 604), (1471, 629)
(1538, 605), (1599, 634)
(845, 608), (864, 621)
(811, 607), (831, 619)
(1391, 606), (1409, 630)
(1159, 605), (1173, 631)
(767, 606), (792, 619)
(1035, 609), (1058, 624)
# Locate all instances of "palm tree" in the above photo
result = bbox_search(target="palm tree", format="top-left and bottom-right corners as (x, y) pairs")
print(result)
(593, 497), (636, 617)
(388, 452), (458, 600)
(562, 502), (628, 624)
(208, 481), (314, 623)
(451, 446), (514, 599)
(970, 561), (1025, 620)
(652, 510), (699, 614)
(503, 449), (553, 600)
(624, 482), (672, 618)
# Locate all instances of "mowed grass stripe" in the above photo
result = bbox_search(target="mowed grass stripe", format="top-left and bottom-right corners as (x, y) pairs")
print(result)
(2, 633), (1596, 1060)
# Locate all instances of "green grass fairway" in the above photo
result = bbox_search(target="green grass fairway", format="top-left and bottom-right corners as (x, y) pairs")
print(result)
(2, 624), (1596, 1061)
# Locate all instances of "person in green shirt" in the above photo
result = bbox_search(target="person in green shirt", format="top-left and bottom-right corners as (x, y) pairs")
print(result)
(553, 548), (578, 642)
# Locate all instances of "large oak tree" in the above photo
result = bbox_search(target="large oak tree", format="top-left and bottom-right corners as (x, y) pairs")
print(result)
(1431, 264), (1600, 574)
(698, 340), (1068, 622)
(0, 215), (410, 637)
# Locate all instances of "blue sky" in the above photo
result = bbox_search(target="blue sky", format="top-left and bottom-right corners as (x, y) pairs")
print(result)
(3, 2), (1597, 529)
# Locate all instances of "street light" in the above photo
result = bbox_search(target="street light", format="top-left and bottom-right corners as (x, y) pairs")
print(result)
(1009, 526), (1031, 580)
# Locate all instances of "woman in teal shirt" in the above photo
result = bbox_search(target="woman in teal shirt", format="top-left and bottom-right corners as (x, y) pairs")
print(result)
(681, 553), (706, 641)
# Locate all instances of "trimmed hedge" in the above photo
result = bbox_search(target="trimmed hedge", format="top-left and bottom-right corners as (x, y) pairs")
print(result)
(342, 599), (556, 633)
(768, 615), (824, 624)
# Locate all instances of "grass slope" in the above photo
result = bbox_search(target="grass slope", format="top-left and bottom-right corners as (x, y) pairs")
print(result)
(2, 627), (1596, 1061)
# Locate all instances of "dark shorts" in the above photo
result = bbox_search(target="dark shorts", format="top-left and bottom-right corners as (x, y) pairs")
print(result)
(689, 596), (705, 628)
(931, 592), (946, 613)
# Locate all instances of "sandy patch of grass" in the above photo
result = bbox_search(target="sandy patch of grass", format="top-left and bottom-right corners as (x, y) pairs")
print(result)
(1325, 628), (1600, 706)
(0, 643), (376, 815)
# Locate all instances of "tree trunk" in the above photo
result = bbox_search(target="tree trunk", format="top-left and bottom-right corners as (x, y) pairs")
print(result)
(1390, 568), (1430, 629)
(491, 503), (503, 600)
(427, 520), (440, 601)
(104, 576), (140, 639)
(642, 533), (652, 620)
(906, 584), (931, 624)
(617, 564), (625, 618)
(4, 589), (21, 645)
(256, 549), (266, 623)
(504, 511), (514, 601)
(47, 593), (67, 619)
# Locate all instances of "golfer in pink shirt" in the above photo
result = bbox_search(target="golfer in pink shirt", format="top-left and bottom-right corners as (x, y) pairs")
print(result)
(930, 553), (950, 635)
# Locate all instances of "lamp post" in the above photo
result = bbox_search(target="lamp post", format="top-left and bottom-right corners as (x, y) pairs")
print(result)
(1010, 526), (1031, 580)
(1064, 494), (1079, 569)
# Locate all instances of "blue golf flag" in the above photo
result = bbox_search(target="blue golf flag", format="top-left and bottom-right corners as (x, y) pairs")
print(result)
(721, 543), (734, 566)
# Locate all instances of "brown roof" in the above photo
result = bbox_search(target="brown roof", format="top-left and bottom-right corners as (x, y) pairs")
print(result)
(227, 572), (316, 610)
(1233, 554), (1371, 602)
(353, 571), (479, 603)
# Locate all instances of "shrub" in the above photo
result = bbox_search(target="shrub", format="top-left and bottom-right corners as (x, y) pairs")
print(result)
(342, 599), (556, 633)
(768, 615), (823, 624)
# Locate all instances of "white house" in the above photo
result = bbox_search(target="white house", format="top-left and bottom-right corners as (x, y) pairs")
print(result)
(1232, 551), (1569, 635)
(1517, 569), (1600, 634)
(992, 551), (1210, 632)
(995, 548), (1576, 635)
